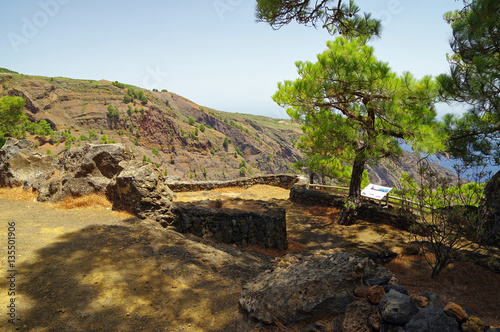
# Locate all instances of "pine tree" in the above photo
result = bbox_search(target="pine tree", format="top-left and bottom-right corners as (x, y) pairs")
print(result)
(274, 37), (446, 223)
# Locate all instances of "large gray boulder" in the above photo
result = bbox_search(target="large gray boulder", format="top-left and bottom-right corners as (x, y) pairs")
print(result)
(37, 143), (132, 202)
(379, 289), (418, 326)
(110, 160), (175, 225)
(404, 306), (459, 332)
(0, 138), (57, 187)
(478, 170), (500, 245)
(60, 144), (132, 177)
(239, 252), (393, 324)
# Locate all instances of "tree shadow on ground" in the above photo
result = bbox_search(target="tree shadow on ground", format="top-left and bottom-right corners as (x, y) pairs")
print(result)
(7, 219), (272, 332)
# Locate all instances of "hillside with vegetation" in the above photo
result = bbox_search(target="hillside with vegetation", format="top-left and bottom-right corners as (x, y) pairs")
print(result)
(0, 70), (455, 186)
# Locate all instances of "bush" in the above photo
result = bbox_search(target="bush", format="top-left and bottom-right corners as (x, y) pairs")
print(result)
(112, 81), (126, 89)
(199, 123), (206, 132)
(404, 162), (487, 277)
(88, 129), (98, 139)
(123, 94), (132, 104)
(152, 147), (160, 156)
(239, 166), (246, 177)
(188, 117), (196, 126)
(107, 105), (119, 118)
(222, 137), (231, 151)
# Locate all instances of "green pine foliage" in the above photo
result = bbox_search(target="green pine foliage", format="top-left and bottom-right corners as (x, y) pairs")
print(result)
(274, 37), (446, 223)
(437, 0), (500, 165)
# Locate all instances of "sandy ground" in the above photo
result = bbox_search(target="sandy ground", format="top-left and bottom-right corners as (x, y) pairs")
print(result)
(0, 185), (499, 331)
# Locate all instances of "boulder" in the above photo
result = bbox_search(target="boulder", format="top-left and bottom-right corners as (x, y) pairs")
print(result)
(404, 306), (460, 332)
(342, 300), (382, 332)
(461, 317), (488, 332)
(444, 302), (469, 323)
(379, 289), (418, 326)
(0, 138), (57, 188)
(60, 144), (132, 177)
(410, 294), (428, 308)
(37, 143), (132, 202)
(478, 170), (500, 245)
(111, 160), (175, 224)
(239, 252), (393, 324)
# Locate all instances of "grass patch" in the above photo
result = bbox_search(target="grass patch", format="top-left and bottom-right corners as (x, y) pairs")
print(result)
(52, 193), (112, 210)
(0, 187), (37, 202)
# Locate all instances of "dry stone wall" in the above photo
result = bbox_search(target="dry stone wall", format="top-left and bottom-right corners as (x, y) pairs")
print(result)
(166, 174), (303, 192)
(173, 200), (288, 250)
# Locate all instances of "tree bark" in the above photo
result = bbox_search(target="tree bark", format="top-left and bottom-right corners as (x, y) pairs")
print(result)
(338, 152), (367, 225)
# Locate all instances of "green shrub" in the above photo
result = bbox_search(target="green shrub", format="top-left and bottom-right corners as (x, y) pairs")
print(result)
(199, 124), (206, 132)
(112, 81), (126, 89)
(88, 129), (98, 139)
(107, 105), (120, 118)
(152, 147), (160, 156)
(188, 117), (196, 126)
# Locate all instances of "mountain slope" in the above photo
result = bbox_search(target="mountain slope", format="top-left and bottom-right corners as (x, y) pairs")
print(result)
(0, 72), (455, 186)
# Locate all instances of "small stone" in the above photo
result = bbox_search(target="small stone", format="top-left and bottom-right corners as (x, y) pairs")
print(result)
(367, 276), (392, 286)
(366, 285), (385, 304)
(410, 294), (428, 308)
(313, 322), (326, 330)
(462, 317), (488, 332)
(444, 302), (469, 323)
(354, 286), (368, 298)
(57, 308), (66, 313)
(383, 285), (408, 295)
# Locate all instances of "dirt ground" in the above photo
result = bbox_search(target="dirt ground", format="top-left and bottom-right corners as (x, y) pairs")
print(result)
(0, 185), (499, 331)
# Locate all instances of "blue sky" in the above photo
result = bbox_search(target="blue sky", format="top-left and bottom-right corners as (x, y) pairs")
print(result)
(1, 0), (465, 119)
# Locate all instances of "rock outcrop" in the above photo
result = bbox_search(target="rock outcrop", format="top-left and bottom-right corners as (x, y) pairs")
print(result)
(37, 143), (132, 202)
(0, 139), (57, 188)
(110, 160), (175, 225)
(239, 252), (393, 324)
(0, 139), (176, 224)
(478, 170), (500, 245)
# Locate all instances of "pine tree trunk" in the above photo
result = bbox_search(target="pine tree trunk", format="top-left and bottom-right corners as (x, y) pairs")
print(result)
(338, 153), (367, 225)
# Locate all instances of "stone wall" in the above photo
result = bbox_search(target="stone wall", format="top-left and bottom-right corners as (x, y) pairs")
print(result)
(173, 200), (288, 250)
(166, 174), (302, 192)
(289, 185), (345, 208)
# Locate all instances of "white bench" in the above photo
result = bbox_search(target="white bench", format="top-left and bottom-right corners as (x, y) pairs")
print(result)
(361, 184), (392, 206)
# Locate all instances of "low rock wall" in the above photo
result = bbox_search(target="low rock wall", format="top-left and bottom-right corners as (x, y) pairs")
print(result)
(289, 185), (345, 208)
(167, 174), (300, 192)
(173, 200), (288, 250)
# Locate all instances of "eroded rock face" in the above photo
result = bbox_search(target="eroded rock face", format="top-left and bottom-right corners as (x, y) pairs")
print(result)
(239, 252), (393, 324)
(0, 138), (57, 187)
(110, 160), (175, 225)
(37, 143), (132, 202)
(478, 170), (500, 245)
